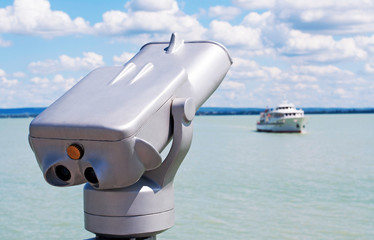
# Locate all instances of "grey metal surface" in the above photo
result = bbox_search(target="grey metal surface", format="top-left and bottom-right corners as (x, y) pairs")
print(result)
(85, 210), (172, 238)
(84, 181), (174, 238)
(84, 179), (174, 217)
(29, 33), (232, 190)
(84, 98), (193, 237)
(29, 33), (232, 239)
(29, 136), (160, 188)
(29, 34), (231, 141)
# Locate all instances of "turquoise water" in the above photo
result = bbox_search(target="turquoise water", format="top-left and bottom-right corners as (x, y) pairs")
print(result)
(1, 115), (373, 239)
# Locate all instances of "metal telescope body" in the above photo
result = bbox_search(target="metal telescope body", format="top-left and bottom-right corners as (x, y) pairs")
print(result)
(29, 33), (232, 238)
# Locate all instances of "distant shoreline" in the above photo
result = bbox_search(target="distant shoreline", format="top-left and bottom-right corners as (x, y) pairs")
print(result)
(1, 107), (374, 118)
(196, 107), (374, 116)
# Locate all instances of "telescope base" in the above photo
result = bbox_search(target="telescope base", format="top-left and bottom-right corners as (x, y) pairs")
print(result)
(90, 235), (156, 240)
(95, 236), (156, 240)
(84, 179), (175, 238)
(85, 209), (173, 238)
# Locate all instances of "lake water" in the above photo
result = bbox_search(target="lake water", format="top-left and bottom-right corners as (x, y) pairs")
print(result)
(0, 114), (373, 239)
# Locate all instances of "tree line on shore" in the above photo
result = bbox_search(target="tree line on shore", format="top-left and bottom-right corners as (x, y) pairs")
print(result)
(1, 107), (374, 118)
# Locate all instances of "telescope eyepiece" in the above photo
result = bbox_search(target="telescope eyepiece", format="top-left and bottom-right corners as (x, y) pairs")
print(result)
(55, 165), (71, 182)
(85, 167), (98, 185)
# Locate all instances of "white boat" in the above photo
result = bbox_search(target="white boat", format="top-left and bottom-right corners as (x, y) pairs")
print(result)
(256, 102), (307, 133)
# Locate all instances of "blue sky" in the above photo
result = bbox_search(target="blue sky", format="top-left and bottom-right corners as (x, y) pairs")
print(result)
(1, 0), (374, 108)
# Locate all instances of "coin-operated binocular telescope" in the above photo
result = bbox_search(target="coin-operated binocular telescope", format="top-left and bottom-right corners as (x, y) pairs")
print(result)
(29, 33), (232, 239)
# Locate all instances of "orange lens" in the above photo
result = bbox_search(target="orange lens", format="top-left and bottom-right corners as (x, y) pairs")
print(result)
(67, 144), (84, 160)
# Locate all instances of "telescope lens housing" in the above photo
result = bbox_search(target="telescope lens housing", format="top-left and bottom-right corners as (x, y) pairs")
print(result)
(55, 165), (71, 181)
(85, 167), (98, 184)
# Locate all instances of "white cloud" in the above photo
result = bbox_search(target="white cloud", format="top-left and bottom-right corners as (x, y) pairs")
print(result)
(30, 76), (48, 84)
(113, 52), (135, 66)
(240, 11), (293, 52)
(280, 30), (367, 62)
(0, 0), (91, 37)
(364, 62), (374, 73)
(290, 75), (318, 83)
(241, 11), (273, 28)
(300, 10), (325, 22)
(224, 52), (374, 107)
(52, 74), (78, 91)
(125, 0), (178, 12)
(13, 72), (26, 78)
(234, 0), (374, 35)
(30, 76), (49, 88)
(294, 83), (321, 91)
(269, 83), (290, 93)
(292, 65), (354, 76)
(14, 74), (80, 107)
(208, 6), (241, 20)
(0, 0), (205, 41)
(30, 74), (78, 90)
(219, 6), (374, 68)
(0, 69), (18, 86)
(1, 76), (18, 87)
(207, 20), (262, 49)
(226, 91), (238, 100)
(28, 52), (104, 74)
(233, 0), (275, 10)
(221, 80), (245, 90)
(93, 10), (128, 35)
(276, 0), (366, 9)
(354, 34), (374, 55)
(277, 0), (374, 35)
(0, 36), (11, 47)
(1, 0), (374, 108)
(263, 66), (283, 79)
(334, 87), (349, 98)
(93, 1), (205, 39)
(230, 57), (285, 81)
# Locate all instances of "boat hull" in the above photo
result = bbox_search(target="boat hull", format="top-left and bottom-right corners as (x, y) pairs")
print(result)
(257, 117), (306, 133)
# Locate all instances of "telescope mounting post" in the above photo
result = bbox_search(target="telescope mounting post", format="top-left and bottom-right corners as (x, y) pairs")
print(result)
(85, 98), (194, 239)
